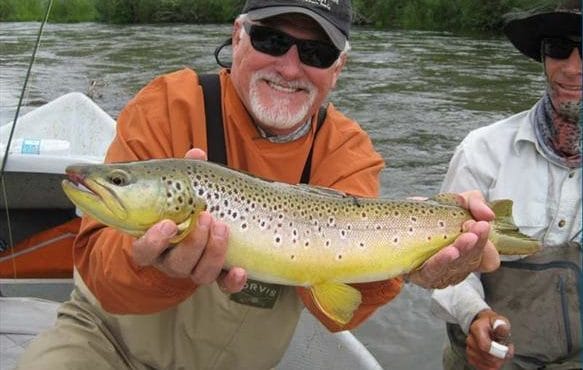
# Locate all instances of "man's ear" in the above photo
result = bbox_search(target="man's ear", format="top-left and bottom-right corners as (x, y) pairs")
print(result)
(232, 19), (244, 48)
(330, 53), (347, 89)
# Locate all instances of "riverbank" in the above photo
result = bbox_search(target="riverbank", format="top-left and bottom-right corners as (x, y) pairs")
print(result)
(1, 0), (536, 32)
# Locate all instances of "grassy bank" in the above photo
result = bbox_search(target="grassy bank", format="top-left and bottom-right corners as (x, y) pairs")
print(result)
(0, 0), (550, 32)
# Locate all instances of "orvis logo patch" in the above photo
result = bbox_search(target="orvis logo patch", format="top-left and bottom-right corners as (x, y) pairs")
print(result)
(230, 279), (281, 309)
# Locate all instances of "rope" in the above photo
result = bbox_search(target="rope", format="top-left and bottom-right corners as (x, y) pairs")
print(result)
(0, 0), (54, 278)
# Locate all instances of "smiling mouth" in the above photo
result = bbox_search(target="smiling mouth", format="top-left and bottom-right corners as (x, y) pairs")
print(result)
(557, 83), (582, 91)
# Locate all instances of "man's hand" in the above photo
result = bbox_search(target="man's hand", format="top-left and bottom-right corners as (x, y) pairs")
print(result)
(130, 148), (247, 293)
(467, 309), (514, 370)
(406, 191), (500, 289)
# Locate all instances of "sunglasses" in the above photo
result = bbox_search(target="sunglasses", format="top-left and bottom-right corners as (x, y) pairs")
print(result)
(542, 37), (582, 60)
(243, 22), (341, 69)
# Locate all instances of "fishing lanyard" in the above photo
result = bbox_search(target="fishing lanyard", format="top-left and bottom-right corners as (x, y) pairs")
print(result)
(0, 0), (53, 277)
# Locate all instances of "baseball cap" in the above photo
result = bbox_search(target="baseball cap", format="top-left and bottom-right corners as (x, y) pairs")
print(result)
(241, 0), (352, 50)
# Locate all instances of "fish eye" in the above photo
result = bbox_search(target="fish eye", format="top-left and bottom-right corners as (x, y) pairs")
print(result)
(107, 169), (130, 186)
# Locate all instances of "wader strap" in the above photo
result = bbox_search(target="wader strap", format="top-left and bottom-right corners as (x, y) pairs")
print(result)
(198, 73), (326, 182)
(299, 105), (327, 184)
(198, 74), (227, 165)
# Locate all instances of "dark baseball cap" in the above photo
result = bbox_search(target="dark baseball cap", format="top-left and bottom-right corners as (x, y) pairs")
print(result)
(241, 0), (352, 50)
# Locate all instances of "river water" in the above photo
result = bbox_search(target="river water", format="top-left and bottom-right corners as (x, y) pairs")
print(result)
(0, 22), (544, 369)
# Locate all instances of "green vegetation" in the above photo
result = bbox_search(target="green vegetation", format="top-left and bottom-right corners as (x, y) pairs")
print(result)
(0, 0), (98, 22)
(0, 0), (555, 32)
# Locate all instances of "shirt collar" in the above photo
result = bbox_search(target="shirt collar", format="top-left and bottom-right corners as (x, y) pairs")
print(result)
(513, 101), (540, 155)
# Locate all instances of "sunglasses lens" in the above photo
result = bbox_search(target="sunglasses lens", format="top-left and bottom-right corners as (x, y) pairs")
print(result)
(543, 38), (582, 59)
(249, 25), (293, 56)
(299, 41), (340, 68)
(246, 24), (340, 69)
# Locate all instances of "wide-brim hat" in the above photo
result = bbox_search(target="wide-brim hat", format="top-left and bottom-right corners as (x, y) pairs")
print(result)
(242, 0), (352, 51)
(503, 2), (581, 62)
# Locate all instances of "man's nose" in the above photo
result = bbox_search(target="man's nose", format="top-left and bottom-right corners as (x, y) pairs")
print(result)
(563, 48), (582, 74)
(274, 45), (303, 79)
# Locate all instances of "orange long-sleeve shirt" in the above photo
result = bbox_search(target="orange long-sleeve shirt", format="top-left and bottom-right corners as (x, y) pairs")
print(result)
(74, 68), (403, 332)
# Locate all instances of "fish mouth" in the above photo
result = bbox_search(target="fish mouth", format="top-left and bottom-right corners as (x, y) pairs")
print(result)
(62, 169), (128, 220)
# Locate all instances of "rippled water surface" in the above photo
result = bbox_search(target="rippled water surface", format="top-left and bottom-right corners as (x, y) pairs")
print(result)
(0, 22), (544, 370)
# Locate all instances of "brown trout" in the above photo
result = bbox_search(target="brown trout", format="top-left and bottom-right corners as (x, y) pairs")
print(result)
(61, 159), (540, 325)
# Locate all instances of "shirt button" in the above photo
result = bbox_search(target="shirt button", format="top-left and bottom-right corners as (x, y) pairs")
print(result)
(558, 219), (566, 228)
(569, 172), (574, 178)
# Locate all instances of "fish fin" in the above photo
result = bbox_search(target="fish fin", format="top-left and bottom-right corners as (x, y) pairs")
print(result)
(489, 199), (541, 255)
(170, 214), (197, 244)
(309, 282), (362, 326)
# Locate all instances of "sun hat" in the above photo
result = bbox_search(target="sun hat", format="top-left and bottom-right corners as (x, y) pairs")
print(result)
(241, 0), (352, 50)
(503, 0), (581, 62)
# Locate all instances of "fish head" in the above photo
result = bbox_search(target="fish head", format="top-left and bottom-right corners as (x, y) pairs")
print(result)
(61, 160), (200, 238)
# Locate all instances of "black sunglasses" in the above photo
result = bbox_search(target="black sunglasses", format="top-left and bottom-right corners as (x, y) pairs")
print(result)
(542, 37), (582, 60)
(243, 22), (341, 69)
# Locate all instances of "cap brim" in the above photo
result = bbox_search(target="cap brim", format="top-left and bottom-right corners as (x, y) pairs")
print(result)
(246, 6), (346, 50)
(503, 11), (581, 62)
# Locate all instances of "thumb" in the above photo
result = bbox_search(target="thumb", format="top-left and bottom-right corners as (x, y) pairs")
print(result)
(491, 317), (511, 344)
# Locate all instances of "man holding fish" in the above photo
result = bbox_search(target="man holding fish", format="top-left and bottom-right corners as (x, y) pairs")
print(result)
(18, 0), (504, 369)
(432, 1), (582, 369)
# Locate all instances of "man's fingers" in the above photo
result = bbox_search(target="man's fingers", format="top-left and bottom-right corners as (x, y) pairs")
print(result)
(464, 190), (495, 221)
(217, 267), (248, 293)
(491, 318), (511, 344)
(191, 220), (229, 285)
(132, 220), (177, 267)
(185, 148), (207, 160)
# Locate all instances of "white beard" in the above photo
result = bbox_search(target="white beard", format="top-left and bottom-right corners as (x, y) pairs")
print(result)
(248, 71), (317, 131)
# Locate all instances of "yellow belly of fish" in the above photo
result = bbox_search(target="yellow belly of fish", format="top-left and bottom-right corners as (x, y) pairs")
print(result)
(225, 229), (457, 286)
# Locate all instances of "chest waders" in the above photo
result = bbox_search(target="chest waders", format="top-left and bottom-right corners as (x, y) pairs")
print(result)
(447, 242), (582, 369)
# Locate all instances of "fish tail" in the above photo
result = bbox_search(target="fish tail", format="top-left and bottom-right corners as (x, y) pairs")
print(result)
(489, 199), (541, 255)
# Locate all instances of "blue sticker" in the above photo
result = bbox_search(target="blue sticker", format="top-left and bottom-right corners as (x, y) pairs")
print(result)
(21, 139), (41, 155)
